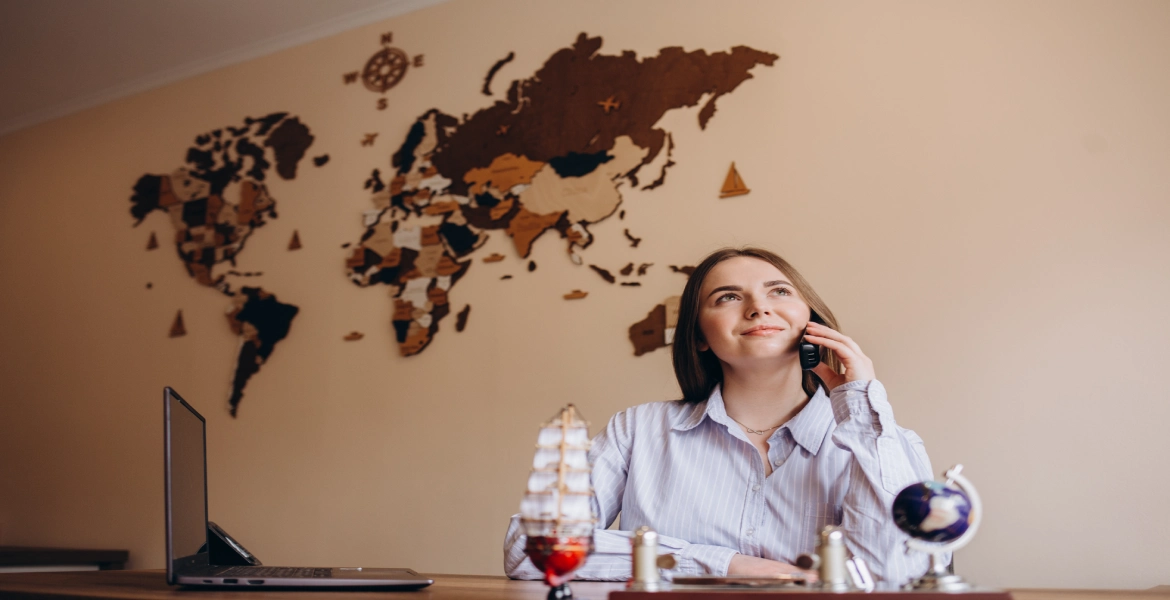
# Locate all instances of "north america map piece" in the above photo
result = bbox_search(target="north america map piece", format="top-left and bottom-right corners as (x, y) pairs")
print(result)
(345, 33), (776, 356)
(129, 113), (313, 416)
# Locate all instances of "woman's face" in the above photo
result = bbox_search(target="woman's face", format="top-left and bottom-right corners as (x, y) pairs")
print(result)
(696, 256), (812, 368)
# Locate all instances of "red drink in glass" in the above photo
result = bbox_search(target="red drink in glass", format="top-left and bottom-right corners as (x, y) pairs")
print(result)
(525, 535), (594, 590)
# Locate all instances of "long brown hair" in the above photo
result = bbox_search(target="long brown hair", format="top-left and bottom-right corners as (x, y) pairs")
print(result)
(671, 247), (842, 403)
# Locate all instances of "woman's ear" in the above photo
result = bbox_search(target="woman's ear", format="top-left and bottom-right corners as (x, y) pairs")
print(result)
(697, 340), (709, 352)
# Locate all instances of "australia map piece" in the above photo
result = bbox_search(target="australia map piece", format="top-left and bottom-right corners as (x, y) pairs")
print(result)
(629, 295), (681, 356)
(225, 287), (299, 417)
(129, 112), (314, 416)
(344, 33), (776, 356)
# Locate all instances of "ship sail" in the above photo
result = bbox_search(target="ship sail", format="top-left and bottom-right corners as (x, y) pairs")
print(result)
(719, 162), (751, 198)
(520, 405), (596, 537)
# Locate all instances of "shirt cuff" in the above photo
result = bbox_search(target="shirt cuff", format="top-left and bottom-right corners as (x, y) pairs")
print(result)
(829, 379), (894, 436)
(673, 544), (738, 577)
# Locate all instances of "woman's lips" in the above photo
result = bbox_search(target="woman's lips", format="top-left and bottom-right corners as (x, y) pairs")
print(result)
(741, 325), (785, 336)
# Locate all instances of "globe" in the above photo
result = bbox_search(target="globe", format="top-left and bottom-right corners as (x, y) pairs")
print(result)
(892, 480), (973, 543)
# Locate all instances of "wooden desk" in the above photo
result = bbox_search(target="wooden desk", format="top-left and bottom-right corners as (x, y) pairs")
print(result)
(0, 571), (1166, 600)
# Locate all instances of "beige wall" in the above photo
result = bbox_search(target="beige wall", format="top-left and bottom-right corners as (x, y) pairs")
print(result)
(1, 0), (1168, 589)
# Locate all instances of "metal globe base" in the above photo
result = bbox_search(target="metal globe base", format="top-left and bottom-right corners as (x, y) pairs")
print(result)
(908, 552), (971, 592)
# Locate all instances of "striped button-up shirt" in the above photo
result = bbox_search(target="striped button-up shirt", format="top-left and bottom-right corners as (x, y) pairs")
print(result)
(504, 379), (937, 585)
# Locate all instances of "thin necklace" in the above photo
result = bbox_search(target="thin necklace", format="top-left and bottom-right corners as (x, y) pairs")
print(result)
(728, 415), (784, 436)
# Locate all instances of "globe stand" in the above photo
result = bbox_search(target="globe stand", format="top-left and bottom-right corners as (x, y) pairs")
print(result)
(904, 464), (982, 592)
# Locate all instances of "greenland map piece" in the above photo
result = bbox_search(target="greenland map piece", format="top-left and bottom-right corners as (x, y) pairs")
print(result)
(129, 113), (314, 416)
(345, 33), (777, 356)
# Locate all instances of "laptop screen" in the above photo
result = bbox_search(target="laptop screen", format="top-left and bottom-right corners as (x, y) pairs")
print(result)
(165, 388), (209, 582)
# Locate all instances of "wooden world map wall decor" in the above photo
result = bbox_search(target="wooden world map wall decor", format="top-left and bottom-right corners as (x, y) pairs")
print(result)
(129, 32), (777, 417)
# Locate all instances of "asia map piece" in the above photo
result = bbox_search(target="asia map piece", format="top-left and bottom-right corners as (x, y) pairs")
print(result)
(130, 113), (314, 416)
(347, 33), (777, 355)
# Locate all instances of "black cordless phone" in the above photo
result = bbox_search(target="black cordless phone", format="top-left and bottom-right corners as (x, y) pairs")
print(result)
(799, 313), (823, 370)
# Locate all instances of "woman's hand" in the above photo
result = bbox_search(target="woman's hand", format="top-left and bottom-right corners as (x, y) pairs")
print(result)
(804, 322), (875, 388)
(727, 554), (818, 581)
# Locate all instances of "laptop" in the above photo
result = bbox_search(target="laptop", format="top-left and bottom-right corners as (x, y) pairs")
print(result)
(164, 386), (433, 589)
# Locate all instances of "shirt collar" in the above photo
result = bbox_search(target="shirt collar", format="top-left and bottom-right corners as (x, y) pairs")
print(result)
(672, 383), (835, 456)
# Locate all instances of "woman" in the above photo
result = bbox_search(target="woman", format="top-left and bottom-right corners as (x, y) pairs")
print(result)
(504, 247), (936, 585)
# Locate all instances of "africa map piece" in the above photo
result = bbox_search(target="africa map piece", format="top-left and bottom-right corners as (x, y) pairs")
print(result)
(129, 112), (314, 416)
(225, 287), (299, 417)
(344, 33), (776, 356)
(629, 295), (681, 356)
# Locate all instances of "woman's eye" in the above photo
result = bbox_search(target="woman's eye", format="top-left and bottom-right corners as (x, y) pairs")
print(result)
(770, 287), (792, 296)
(716, 293), (739, 303)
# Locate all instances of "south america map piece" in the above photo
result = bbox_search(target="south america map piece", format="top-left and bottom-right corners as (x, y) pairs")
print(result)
(719, 162), (750, 198)
(344, 331), (364, 341)
(288, 230), (302, 250)
(564, 290), (588, 300)
(169, 310), (187, 337)
(343, 33), (777, 356)
(147, 231), (159, 250)
(225, 287), (298, 417)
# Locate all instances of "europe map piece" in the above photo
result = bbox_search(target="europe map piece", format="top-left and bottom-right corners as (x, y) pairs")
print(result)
(346, 33), (777, 356)
(129, 112), (314, 416)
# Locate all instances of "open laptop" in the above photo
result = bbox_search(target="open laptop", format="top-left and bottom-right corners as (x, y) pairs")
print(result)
(164, 386), (433, 589)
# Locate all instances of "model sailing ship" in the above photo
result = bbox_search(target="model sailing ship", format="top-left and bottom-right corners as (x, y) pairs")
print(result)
(520, 405), (596, 600)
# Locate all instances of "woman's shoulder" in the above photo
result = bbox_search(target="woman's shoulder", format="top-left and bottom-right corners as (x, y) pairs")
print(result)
(603, 398), (702, 435)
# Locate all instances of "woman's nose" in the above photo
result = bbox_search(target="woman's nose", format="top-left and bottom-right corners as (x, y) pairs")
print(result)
(745, 298), (771, 318)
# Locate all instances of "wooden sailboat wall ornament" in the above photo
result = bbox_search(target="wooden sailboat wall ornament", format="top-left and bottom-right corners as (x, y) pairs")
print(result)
(719, 162), (750, 198)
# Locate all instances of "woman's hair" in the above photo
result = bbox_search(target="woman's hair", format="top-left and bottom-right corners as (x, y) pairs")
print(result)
(671, 247), (842, 403)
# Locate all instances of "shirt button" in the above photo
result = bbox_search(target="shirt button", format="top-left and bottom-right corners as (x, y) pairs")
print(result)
(746, 529), (754, 537)
(752, 484), (761, 492)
